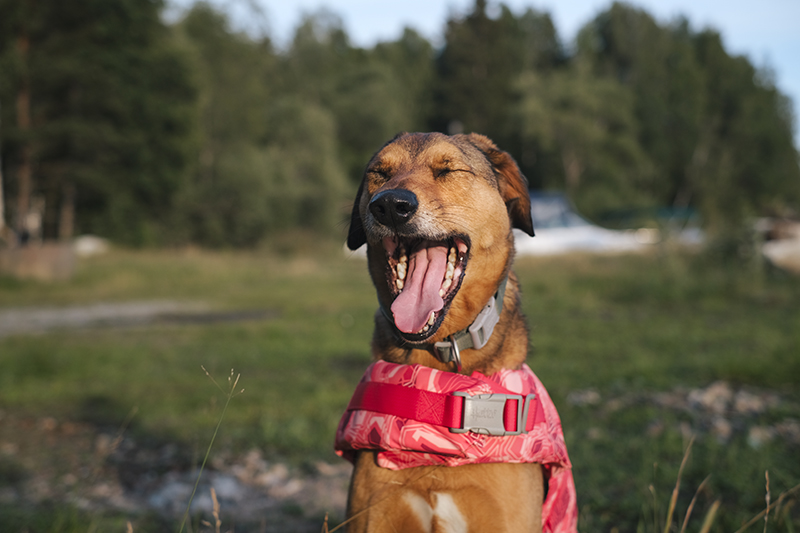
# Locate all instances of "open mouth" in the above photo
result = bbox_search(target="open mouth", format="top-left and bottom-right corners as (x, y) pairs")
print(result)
(383, 235), (469, 341)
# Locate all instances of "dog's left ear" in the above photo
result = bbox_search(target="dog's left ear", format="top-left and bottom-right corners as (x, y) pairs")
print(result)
(347, 180), (367, 250)
(464, 133), (535, 236)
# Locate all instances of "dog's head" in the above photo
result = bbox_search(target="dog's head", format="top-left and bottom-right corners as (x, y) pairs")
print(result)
(347, 132), (534, 346)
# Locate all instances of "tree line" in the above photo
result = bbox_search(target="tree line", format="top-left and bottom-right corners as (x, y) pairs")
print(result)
(1, 0), (798, 247)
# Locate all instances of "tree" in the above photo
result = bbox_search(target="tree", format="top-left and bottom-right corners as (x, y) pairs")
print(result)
(175, 5), (351, 245)
(432, 0), (525, 143)
(372, 28), (436, 135)
(517, 60), (654, 218)
(431, 0), (564, 181)
(0, 0), (198, 245)
(576, 2), (799, 231)
(688, 30), (800, 229)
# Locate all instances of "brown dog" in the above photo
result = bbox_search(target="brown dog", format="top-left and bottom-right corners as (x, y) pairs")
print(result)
(342, 132), (551, 532)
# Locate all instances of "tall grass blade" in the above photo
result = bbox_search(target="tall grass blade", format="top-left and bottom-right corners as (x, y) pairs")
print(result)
(177, 368), (242, 533)
(698, 500), (721, 533)
(679, 475), (711, 533)
(664, 437), (694, 533)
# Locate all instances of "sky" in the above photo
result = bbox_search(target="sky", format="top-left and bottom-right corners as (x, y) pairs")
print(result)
(168, 0), (800, 145)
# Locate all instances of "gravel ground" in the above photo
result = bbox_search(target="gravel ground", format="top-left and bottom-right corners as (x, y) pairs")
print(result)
(0, 410), (351, 531)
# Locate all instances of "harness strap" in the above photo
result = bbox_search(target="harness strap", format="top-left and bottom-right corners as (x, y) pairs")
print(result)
(346, 379), (536, 435)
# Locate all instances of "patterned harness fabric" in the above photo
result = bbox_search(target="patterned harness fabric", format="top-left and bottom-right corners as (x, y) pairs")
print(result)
(335, 361), (578, 533)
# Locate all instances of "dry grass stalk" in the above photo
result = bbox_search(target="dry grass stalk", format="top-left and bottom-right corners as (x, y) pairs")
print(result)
(764, 471), (770, 533)
(663, 437), (695, 533)
(212, 487), (222, 533)
(321, 513), (329, 533)
(698, 500), (721, 533)
(732, 482), (800, 533)
(679, 474), (711, 533)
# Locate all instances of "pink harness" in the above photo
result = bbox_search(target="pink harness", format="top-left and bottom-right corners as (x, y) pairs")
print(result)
(335, 360), (578, 533)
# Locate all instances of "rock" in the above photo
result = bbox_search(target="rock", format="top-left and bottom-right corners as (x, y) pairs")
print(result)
(147, 477), (192, 513)
(747, 426), (775, 449)
(774, 419), (800, 444)
(95, 434), (114, 456)
(315, 461), (350, 477)
(39, 417), (58, 432)
(567, 389), (601, 406)
(255, 463), (289, 488)
(710, 416), (732, 442)
(211, 474), (246, 502)
(73, 235), (110, 257)
(734, 390), (766, 414)
(689, 381), (733, 414)
(269, 478), (303, 498)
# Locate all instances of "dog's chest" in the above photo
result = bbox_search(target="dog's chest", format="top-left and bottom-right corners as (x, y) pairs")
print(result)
(402, 491), (468, 533)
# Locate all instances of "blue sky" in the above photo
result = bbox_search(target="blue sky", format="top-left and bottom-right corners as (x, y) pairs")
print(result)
(169, 0), (800, 145)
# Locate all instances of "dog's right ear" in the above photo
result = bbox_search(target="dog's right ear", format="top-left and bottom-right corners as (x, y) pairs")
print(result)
(462, 133), (535, 237)
(346, 180), (367, 250)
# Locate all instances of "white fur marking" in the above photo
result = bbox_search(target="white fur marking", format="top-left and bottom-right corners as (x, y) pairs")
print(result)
(433, 492), (468, 533)
(403, 491), (433, 533)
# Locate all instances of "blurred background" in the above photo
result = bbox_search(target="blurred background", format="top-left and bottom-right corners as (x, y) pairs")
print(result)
(0, 0), (798, 531)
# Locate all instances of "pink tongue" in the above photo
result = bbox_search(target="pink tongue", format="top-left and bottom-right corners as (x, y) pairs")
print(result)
(391, 244), (447, 333)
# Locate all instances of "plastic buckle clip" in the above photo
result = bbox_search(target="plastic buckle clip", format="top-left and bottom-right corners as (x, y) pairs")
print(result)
(468, 297), (500, 350)
(450, 392), (536, 436)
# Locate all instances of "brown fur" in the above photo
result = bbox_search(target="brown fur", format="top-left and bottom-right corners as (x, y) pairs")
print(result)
(345, 132), (542, 532)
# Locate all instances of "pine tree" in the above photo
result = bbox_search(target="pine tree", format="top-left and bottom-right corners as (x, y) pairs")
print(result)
(0, 0), (197, 244)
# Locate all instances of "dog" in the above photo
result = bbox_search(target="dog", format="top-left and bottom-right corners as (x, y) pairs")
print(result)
(337, 132), (576, 532)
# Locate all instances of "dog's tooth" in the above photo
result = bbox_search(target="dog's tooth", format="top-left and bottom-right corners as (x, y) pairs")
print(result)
(422, 325), (429, 332)
(449, 248), (456, 262)
(446, 263), (454, 279)
(441, 278), (452, 292)
(397, 263), (406, 280)
(396, 279), (404, 290)
(439, 289), (445, 297)
(427, 312), (435, 326)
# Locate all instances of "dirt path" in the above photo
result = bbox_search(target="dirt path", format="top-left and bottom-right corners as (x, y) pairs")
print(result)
(0, 301), (276, 338)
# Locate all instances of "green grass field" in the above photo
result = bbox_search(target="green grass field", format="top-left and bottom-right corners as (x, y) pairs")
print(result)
(0, 243), (798, 531)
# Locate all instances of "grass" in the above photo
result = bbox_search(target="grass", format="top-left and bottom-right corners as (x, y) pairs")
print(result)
(0, 243), (798, 530)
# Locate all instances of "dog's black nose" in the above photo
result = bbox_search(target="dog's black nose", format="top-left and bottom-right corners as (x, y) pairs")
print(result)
(369, 189), (419, 229)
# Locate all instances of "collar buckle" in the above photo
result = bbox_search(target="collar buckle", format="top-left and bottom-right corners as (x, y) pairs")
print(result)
(450, 392), (536, 436)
